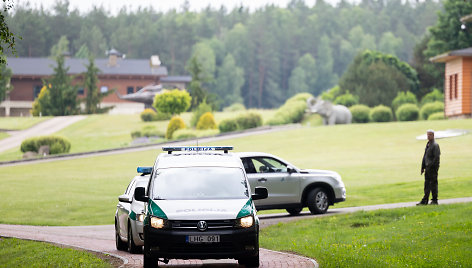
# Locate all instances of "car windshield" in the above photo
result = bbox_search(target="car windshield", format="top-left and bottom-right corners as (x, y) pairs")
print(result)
(150, 167), (249, 200)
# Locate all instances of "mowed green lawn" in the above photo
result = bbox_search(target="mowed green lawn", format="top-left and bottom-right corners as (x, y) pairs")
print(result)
(0, 119), (470, 226)
(0, 116), (50, 130)
(261, 203), (472, 267)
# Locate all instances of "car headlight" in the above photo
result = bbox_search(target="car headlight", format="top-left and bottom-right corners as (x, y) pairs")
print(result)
(137, 214), (145, 222)
(238, 215), (254, 228)
(150, 217), (166, 229)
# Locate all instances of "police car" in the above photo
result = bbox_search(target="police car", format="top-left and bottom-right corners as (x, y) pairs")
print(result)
(115, 170), (150, 253)
(134, 146), (268, 268)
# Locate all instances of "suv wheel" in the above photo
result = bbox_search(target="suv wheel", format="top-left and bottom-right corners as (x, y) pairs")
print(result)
(115, 222), (127, 251)
(238, 253), (260, 267)
(307, 187), (329, 214)
(286, 207), (303, 216)
(127, 223), (141, 254)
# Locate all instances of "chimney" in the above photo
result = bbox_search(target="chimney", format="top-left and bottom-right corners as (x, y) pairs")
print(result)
(107, 48), (122, 67)
(150, 55), (161, 74)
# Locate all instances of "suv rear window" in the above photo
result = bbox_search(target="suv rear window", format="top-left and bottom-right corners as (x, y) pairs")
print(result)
(150, 167), (249, 200)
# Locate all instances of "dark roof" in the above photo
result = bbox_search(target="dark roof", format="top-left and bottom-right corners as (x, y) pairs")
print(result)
(430, 47), (472, 63)
(161, 76), (192, 83)
(6, 57), (168, 77)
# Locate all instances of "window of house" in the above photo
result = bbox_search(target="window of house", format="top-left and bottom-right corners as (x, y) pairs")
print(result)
(100, 86), (108, 93)
(127, 86), (134, 94)
(33, 85), (42, 100)
(77, 87), (84, 95)
(454, 73), (458, 99)
(449, 75), (453, 100)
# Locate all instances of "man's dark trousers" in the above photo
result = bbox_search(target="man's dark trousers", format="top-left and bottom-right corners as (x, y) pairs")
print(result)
(422, 169), (438, 202)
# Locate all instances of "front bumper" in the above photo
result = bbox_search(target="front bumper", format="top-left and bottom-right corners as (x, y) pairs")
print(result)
(143, 225), (259, 259)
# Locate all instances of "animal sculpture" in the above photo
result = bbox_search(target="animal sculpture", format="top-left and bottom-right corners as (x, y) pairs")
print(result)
(306, 97), (352, 125)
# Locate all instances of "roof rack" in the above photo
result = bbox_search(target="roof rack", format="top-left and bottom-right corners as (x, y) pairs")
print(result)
(162, 146), (234, 154)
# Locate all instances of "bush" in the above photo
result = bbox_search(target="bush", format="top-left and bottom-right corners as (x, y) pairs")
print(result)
(392, 91), (417, 112)
(190, 100), (212, 127)
(428, 112), (445, 120)
(236, 112), (263, 130)
(153, 89), (191, 115)
(140, 109), (157, 122)
(421, 89), (444, 106)
(166, 116), (186, 139)
(349, 105), (370, 123)
(420, 101), (444, 120)
(223, 103), (246, 112)
(20, 136), (71, 154)
(267, 93), (313, 125)
(173, 129), (219, 140)
(218, 118), (239, 133)
(320, 86), (341, 101)
(131, 125), (165, 139)
(370, 105), (393, 122)
(334, 91), (359, 107)
(196, 112), (217, 130)
(396, 103), (419, 121)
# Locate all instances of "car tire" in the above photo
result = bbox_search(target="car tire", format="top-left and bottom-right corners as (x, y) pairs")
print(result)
(286, 207), (303, 216)
(307, 187), (329, 214)
(143, 254), (158, 268)
(115, 222), (127, 251)
(238, 253), (260, 267)
(127, 223), (141, 254)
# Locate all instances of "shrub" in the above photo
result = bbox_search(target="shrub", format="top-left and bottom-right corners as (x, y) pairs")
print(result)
(236, 112), (263, 130)
(223, 103), (246, 112)
(190, 100), (212, 127)
(218, 118), (239, 133)
(173, 129), (219, 140)
(166, 116), (186, 139)
(370, 105), (393, 122)
(20, 136), (71, 154)
(392, 91), (417, 112)
(349, 105), (370, 123)
(420, 101), (444, 120)
(396, 103), (419, 121)
(131, 126), (165, 139)
(196, 112), (217, 130)
(267, 93), (313, 125)
(153, 89), (191, 115)
(140, 109), (157, 122)
(320, 86), (341, 101)
(428, 112), (445, 120)
(334, 91), (359, 107)
(421, 89), (444, 106)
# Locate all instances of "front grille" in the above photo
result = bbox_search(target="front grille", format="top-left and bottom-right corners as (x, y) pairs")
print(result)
(171, 219), (235, 230)
(168, 241), (237, 253)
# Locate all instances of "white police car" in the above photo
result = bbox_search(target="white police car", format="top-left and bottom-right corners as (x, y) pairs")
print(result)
(134, 146), (268, 268)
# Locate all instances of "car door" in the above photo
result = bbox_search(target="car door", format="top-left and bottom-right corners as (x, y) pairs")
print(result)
(242, 156), (301, 206)
(117, 179), (135, 238)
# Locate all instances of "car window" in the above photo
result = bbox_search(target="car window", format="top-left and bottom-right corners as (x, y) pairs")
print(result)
(125, 180), (136, 195)
(250, 157), (287, 173)
(150, 167), (249, 200)
(241, 158), (257, 174)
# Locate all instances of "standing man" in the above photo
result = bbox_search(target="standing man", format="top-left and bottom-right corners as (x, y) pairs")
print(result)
(417, 129), (441, 205)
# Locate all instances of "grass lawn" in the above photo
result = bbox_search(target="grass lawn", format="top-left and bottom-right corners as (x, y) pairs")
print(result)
(0, 116), (50, 130)
(0, 109), (277, 161)
(0, 132), (8, 141)
(0, 119), (470, 225)
(0, 237), (111, 267)
(261, 203), (472, 267)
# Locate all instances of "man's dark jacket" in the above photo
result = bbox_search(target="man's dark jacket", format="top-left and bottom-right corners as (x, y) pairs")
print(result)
(422, 140), (440, 171)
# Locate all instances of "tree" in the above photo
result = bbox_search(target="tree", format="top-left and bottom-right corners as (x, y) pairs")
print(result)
(42, 55), (79, 115)
(0, 0), (18, 64)
(213, 54), (244, 108)
(186, 43), (216, 108)
(315, 36), (337, 95)
(83, 56), (109, 114)
(153, 89), (191, 115)
(50, 35), (70, 58)
(0, 61), (12, 102)
(288, 53), (317, 97)
(378, 32), (403, 56)
(75, 44), (89, 59)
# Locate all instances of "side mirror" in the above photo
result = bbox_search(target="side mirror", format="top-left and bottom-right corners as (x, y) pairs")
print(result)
(134, 187), (148, 202)
(118, 194), (132, 203)
(287, 166), (296, 174)
(252, 187), (268, 200)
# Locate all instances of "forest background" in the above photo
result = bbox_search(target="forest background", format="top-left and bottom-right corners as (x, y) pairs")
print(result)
(1, 0), (453, 109)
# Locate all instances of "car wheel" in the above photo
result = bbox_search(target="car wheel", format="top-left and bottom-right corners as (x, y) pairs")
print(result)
(286, 207), (303, 216)
(307, 187), (329, 214)
(127, 223), (141, 254)
(115, 222), (127, 251)
(143, 254), (158, 268)
(238, 253), (260, 267)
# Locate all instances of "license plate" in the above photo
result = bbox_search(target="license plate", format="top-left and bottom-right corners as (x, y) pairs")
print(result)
(186, 235), (220, 243)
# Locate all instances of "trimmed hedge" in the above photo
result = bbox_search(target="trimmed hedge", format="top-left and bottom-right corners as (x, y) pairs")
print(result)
(392, 91), (417, 112)
(20, 136), (71, 154)
(396, 103), (419, 121)
(218, 119), (239, 133)
(428, 112), (445, 120)
(196, 112), (217, 130)
(166, 116), (186, 139)
(334, 91), (359, 107)
(267, 93), (313, 125)
(131, 126), (164, 139)
(140, 109), (171, 122)
(420, 101), (444, 120)
(370, 105), (393, 122)
(190, 101), (212, 127)
(349, 105), (370, 123)
(173, 129), (219, 140)
(236, 112), (263, 130)
(223, 103), (246, 112)
(421, 89), (444, 106)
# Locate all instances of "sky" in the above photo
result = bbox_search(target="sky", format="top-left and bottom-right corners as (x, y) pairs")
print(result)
(12, 0), (343, 15)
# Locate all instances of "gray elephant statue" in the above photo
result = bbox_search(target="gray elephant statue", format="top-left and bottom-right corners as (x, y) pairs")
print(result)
(306, 97), (352, 125)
